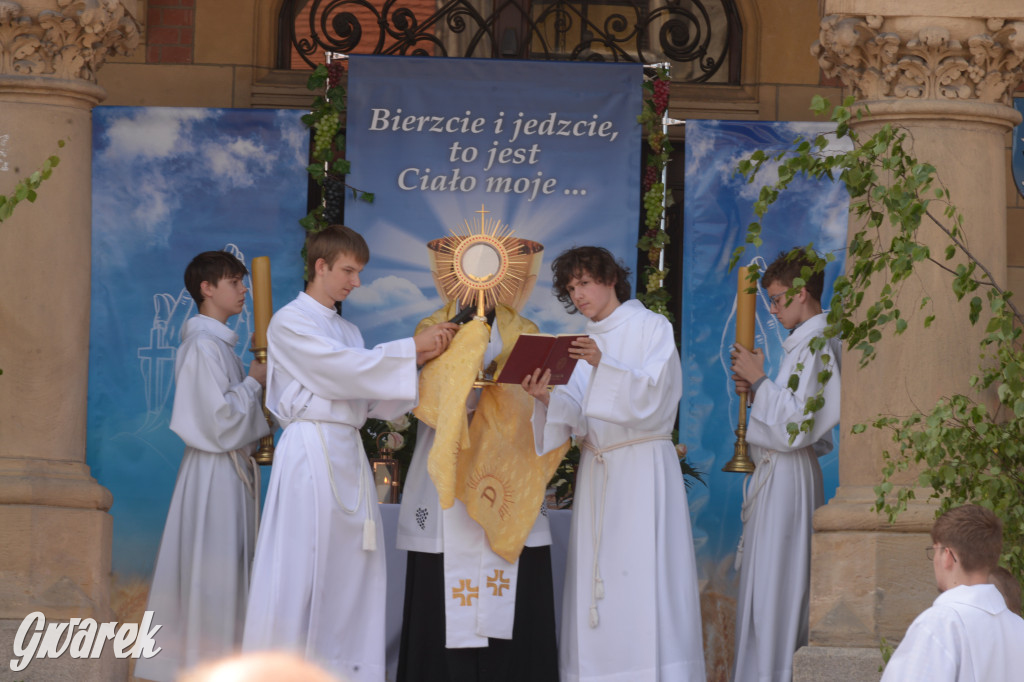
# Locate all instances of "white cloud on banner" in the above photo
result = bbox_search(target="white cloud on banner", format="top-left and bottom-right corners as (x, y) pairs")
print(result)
(204, 138), (278, 189)
(99, 108), (214, 161)
(276, 109), (309, 170)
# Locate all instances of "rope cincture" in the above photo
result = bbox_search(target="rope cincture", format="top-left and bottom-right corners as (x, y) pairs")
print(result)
(229, 449), (262, 574)
(580, 434), (672, 628)
(306, 420), (378, 551)
(734, 452), (774, 571)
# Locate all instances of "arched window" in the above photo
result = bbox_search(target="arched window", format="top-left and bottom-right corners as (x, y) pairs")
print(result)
(278, 0), (741, 84)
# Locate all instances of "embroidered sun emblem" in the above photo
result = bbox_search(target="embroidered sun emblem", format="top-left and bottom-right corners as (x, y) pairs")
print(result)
(465, 466), (515, 521)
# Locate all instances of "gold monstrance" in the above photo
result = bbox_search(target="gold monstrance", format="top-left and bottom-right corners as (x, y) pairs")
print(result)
(428, 205), (534, 385)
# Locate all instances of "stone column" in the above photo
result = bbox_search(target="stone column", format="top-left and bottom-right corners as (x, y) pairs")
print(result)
(0, 1), (138, 680)
(794, 3), (1024, 680)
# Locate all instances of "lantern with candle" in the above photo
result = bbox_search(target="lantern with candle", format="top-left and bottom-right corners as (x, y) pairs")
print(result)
(372, 432), (402, 503)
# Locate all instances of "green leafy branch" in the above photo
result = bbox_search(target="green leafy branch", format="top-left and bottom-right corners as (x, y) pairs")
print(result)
(0, 139), (64, 223)
(0, 138), (66, 377)
(733, 94), (1024, 579)
(299, 63), (373, 236)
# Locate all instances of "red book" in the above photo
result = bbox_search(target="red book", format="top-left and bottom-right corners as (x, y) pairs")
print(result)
(496, 333), (588, 385)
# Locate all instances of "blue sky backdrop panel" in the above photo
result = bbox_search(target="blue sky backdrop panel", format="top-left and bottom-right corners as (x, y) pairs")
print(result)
(89, 106), (308, 578)
(681, 119), (851, 568)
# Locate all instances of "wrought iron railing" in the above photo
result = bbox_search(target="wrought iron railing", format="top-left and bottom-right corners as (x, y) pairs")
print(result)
(281, 0), (741, 83)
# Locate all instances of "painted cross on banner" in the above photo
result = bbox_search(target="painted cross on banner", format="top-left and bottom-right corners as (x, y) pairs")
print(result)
(1013, 98), (1024, 199)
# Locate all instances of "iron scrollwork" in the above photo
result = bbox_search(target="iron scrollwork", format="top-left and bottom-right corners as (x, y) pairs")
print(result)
(284, 0), (740, 83)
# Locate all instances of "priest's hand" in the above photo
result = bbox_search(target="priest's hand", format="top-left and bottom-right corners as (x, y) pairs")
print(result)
(570, 336), (602, 367)
(732, 375), (751, 396)
(414, 322), (458, 365)
(521, 368), (552, 407)
(730, 343), (765, 384)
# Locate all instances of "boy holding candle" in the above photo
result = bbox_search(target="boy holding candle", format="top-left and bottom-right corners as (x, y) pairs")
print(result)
(136, 250), (271, 682)
(729, 248), (841, 682)
(242, 225), (457, 682)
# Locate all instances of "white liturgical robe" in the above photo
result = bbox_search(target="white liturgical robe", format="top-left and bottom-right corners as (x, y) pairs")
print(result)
(881, 583), (1024, 682)
(732, 312), (841, 682)
(532, 300), (706, 682)
(242, 292), (418, 682)
(136, 315), (270, 682)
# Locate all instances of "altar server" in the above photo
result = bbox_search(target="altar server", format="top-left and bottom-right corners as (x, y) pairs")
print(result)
(523, 245), (706, 682)
(729, 248), (841, 682)
(136, 250), (271, 682)
(881, 504), (1024, 682)
(242, 226), (456, 681)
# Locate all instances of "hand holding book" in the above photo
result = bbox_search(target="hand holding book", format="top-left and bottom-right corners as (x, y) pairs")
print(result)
(569, 335), (602, 368)
(497, 333), (589, 385)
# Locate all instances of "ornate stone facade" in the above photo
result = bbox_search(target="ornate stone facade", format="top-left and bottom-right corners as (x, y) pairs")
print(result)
(813, 15), (1024, 104)
(0, 0), (139, 81)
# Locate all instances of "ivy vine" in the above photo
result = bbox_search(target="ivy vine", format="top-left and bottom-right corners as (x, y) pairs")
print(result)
(0, 138), (66, 378)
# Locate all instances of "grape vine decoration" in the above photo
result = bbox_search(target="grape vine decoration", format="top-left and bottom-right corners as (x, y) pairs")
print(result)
(299, 59), (373, 236)
(636, 68), (673, 319)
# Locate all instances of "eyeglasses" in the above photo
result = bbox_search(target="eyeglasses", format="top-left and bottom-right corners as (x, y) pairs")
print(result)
(768, 292), (787, 308)
(926, 545), (957, 562)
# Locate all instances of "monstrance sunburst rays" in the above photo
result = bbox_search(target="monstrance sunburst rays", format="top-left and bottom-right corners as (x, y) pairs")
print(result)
(431, 205), (531, 312)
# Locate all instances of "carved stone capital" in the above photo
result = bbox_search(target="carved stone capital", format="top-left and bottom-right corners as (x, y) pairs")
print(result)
(812, 14), (1024, 105)
(0, 0), (139, 82)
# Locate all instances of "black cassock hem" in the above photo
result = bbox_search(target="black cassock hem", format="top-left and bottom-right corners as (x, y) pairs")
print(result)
(396, 546), (560, 682)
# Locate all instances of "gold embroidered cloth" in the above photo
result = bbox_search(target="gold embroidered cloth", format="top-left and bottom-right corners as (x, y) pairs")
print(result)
(414, 302), (570, 562)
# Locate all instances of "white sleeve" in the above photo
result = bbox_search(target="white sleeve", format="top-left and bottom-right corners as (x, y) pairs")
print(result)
(170, 339), (270, 452)
(532, 367), (587, 455)
(747, 340), (840, 452)
(585, 315), (681, 431)
(269, 312), (418, 404)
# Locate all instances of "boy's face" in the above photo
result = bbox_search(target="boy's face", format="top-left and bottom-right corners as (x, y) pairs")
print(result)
(201, 273), (248, 323)
(315, 251), (364, 303)
(566, 270), (618, 322)
(765, 280), (805, 331)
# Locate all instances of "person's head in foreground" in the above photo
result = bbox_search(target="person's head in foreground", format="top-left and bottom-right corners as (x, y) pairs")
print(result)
(177, 651), (348, 682)
(930, 503), (1003, 592)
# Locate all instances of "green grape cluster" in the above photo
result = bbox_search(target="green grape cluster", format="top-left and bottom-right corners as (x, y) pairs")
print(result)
(313, 113), (340, 158)
(644, 182), (664, 228)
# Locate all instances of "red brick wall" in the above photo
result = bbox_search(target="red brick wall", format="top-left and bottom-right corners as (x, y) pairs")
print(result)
(147, 0), (195, 64)
(288, 0), (440, 69)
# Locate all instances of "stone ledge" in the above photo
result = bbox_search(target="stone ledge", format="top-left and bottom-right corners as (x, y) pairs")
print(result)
(793, 645), (884, 682)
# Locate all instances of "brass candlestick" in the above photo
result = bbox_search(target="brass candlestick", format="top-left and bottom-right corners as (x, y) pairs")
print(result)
(723, 265), (757, 474)
(251, 346), (275, 466)
(722, 398), (755, 473)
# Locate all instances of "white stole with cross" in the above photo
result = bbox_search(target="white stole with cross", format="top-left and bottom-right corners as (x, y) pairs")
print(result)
(442, 498), (520, 647)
